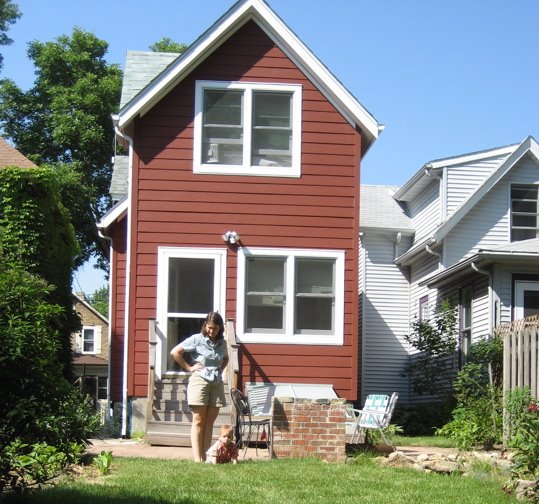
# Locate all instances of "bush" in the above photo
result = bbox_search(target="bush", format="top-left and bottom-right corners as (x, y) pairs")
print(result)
(0, 260), (99, 493)
(435, 337), (503, 450)
(393, 400), (454, 436)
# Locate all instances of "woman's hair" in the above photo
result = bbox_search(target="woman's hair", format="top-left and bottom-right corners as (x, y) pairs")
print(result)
(202, 311), (225, 339)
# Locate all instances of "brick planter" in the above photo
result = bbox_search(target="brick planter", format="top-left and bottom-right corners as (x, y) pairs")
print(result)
(271, 397), (347, 462)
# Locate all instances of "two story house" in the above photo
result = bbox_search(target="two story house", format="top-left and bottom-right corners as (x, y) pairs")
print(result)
(72, 292), (109, 420)
(360, 136), (539, 404)
(99, 0), (382, 443)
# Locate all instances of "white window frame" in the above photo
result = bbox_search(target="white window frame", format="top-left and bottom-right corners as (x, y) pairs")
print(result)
(237, 247), (345, 345)
(514, 280), (539, 319)
(77, 325), (101, 355)
(156, 247), (227, 378)
(193, 80), (302, 178)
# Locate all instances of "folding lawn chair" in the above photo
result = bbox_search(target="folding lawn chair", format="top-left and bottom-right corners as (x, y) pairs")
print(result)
(347, 392), (399, 450)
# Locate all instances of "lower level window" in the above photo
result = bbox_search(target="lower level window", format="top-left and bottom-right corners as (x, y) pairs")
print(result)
(237, 248), (344, 345)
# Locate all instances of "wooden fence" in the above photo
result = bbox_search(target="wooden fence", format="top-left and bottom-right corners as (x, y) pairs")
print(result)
(497, 314), (539, 399)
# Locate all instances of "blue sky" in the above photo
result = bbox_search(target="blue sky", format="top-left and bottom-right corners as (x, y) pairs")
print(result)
(3, 0), (539, 294)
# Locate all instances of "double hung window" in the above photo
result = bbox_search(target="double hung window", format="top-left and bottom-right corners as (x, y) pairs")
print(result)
(511, 185), (539, 241)
(237, 248), (344, 345)
(194, 81), (302, 177)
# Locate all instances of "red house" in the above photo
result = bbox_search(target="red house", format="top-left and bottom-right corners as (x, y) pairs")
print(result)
(99, 0), (382, 443)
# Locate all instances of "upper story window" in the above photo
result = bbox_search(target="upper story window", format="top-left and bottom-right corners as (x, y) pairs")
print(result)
(194, 81), (302, 177)
(75, 325), (102, 355)
(511, 185), (539, 241)
(237, 248), (344, 345)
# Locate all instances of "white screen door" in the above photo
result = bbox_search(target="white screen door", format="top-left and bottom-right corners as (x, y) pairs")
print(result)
(514, 280), (539, 320)
(157, 248), (226, 377)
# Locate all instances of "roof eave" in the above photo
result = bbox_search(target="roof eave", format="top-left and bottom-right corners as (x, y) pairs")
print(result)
(116, 0), (381, 152)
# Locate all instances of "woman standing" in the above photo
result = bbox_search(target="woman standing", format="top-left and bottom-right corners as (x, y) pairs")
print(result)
(170, 312), (229, 462)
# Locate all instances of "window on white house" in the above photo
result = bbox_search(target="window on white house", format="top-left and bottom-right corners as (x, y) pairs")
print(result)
(194, 81), (302, 177)
(237, 248), (344, 345)
(419, 295), (429, 321)
(459, 286), (472, 365)
(511, 185), (539, 241)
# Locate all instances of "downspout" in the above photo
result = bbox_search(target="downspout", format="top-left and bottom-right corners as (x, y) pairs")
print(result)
(113, 116), (134, 438)
(97, 228), (114, 421)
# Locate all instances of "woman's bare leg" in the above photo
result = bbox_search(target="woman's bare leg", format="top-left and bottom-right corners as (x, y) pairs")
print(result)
(190, 406), (206, 462)
(202, 406), (220, 454)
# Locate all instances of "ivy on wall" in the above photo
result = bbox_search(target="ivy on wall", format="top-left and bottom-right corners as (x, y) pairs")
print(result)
(0, 166), (79, 375)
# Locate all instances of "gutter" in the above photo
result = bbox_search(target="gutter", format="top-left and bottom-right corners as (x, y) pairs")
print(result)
(112, 115), (134, 438)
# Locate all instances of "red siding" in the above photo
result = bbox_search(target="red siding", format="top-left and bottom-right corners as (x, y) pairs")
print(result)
(109, 215), (127, 403)
(125, 21), (362, 400)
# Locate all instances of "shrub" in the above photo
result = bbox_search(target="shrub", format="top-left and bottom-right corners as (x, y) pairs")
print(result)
(0, 260), (99, 493)
(435, 337), (503, 450)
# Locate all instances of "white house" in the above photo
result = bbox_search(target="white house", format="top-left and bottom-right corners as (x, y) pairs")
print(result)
(360, 136), (539, 404)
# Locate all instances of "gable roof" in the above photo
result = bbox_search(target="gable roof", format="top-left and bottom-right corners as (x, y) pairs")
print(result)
(432, 136), (539, 243)
(394, 142), (518, 203)
(360, 185), (414, 233)
(0, 137), (38, 169)
(115, 0), (382, 155)
(72, 292), (109, 325)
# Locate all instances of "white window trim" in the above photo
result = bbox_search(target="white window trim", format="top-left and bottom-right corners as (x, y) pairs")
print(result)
(156, 247), (227, 378)
(237, 247), (345, 345)
(514, 280), (539, 319)
(79, 325), (101, 355)
(193, 80), (302, 178)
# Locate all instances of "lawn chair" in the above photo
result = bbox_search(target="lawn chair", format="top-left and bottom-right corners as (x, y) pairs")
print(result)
(230, 388), (271, 458)
(347, 392), (399, 450)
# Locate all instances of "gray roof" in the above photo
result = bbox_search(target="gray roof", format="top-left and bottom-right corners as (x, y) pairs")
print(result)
(360, 185), (414, 233)
(120, 51), (179, 108)
(110, 155), (129, 200)
(479, 238), (539, 255)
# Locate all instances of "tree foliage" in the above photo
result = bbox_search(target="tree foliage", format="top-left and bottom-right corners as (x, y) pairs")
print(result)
(150, 37), (188, 54)
(0, 0), (20, 71)
(0, 260), (99, 493)
(0, 166), (79, 373)
(89, 285), (109, 319)
(402, 298), (458, 396)
(0, 28), (122, 268)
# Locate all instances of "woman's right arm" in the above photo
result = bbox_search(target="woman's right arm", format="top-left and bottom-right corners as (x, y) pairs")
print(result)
(170, 344), (194, 372)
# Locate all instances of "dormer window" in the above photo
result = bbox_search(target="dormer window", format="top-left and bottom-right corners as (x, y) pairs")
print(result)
(194, 81), (302, 177)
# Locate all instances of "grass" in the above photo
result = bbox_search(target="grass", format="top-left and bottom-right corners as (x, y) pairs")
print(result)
(3, 454), (518, 504)
(393, 435), (458, 448)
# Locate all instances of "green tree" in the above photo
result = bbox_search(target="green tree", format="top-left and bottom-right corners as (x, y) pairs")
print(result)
(0, 166), (79, 374)
(150, 37), (188, 53)
(89, 285), (109, 319)
(402, 298), (458, 396)
(0, 0), (20, 71)
(0, 28), (122, 268)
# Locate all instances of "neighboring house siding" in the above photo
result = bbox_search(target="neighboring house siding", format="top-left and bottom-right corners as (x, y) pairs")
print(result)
(360, 233), (411, 403)
(110, 216), (128, 403)
(128, 22), (361, 399)
(408, 181), (439, 243)
(445, 156), (507, 216)
(445, 157), (539, 265)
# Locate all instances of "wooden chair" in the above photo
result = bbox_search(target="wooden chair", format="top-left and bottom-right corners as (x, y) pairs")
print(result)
(347, 392), (399, 449)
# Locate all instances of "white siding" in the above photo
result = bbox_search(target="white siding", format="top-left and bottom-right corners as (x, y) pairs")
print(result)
(445, 156), (539, 266)
(408, 180), (440, 243)
(360, 233), (411, 404)
(446, 155), (509, 216)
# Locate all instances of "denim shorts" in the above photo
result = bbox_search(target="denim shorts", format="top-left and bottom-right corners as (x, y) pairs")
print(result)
(188, 372), (227, 408)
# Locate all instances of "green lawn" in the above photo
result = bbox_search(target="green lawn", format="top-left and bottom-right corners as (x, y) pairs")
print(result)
(4, 455), (518, 504)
